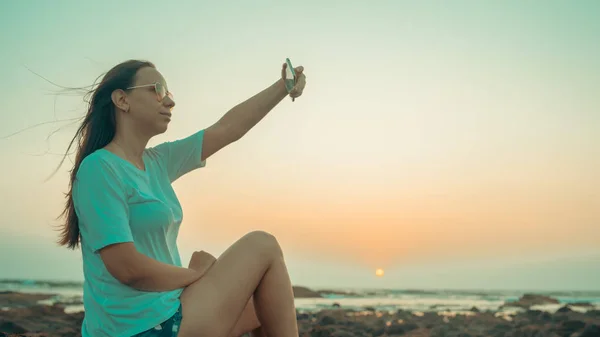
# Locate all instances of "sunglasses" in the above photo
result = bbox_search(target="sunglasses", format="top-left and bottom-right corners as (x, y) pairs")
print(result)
(126, 82), (173, 101)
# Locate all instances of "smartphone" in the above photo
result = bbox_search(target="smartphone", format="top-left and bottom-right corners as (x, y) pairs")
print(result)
(284, 58), (296, 96)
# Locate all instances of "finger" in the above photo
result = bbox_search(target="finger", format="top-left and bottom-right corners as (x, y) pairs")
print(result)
(290, 88), (302, 98)
(293, 70), (304, 85)
(294, 77), (306, 90)
(292, 78), (305, 92)
(295, 66), (304, 73)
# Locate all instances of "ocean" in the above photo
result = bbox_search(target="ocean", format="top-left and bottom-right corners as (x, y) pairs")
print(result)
(2, 279), (600, 316)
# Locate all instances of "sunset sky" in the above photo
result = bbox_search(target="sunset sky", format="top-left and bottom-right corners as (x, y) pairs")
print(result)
(1, 1), (599, 290)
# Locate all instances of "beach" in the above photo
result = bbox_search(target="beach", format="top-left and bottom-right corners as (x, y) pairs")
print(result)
(1, 281), (600, 336)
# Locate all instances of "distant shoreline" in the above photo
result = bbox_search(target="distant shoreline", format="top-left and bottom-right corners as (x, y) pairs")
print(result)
(3, 278), (600, 296)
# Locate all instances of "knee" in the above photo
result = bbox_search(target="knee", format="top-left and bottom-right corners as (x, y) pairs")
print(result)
(244, 230), (283, 259)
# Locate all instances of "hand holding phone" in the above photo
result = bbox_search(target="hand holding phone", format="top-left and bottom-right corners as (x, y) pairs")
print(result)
(282, 58), (305, 102)
(284, 58), (296, 94)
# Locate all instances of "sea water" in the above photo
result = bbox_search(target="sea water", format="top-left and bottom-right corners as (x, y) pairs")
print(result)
(2, 279), (600, 315)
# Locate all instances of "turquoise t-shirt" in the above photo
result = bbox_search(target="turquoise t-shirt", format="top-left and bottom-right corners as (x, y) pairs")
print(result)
(72, 130), (207, 337)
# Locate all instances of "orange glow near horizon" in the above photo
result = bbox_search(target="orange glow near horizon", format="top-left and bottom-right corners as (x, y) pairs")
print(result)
(173, 164), (600, 270)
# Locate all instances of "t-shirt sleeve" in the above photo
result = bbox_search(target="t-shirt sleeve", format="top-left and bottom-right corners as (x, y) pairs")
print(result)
(72, 156), (133, 253)
(151, 129), (207, 182)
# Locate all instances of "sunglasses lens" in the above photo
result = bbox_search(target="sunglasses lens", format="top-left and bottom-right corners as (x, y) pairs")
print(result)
(154, 83), (166, 100)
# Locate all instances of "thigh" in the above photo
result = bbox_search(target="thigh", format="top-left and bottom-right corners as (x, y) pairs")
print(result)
(230, 296), (261, 337)
(177, 231), (280, 337)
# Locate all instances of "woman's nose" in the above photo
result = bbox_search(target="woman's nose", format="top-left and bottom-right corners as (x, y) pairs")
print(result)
(164, 96), (176, 109)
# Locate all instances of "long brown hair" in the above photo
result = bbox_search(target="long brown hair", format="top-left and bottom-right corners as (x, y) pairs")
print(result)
(57, 59), (155, 249)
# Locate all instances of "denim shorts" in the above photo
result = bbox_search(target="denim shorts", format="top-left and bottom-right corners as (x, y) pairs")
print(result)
(133, 304), (183, 337)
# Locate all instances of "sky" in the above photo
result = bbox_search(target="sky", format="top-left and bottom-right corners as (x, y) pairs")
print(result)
(0, 0), (599, 291)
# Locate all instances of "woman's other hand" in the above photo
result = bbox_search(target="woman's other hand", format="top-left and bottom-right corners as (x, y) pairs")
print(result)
(188, 250), (217, 276)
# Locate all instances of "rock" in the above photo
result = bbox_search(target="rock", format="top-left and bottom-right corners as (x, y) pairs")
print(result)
(386, 322), (418, 335)
(319, 315), (336, 325)
(0, 305), (84, 337)
(316, 289), (361, 297)
(402, 328), (432, 337)
(525, 309), (543, 317)
(490, 322), (513, 336)
(552, 313), (571, 323)
(293, 286), (323, 298)
(315, 309), (350, 322)
(0, 321), (27, 334)
(585, 310), (600, 318)
(539, 312), (553, 322)
(0, 292), (55, 308)
(330, 330), (360, 337)
(505, 324), (551, 337)
(371, 326), (385, 337)
(556, 306), (572, 313)
(553, 319), (586, 336)
(524, 309), (553, 323)
(1, 290), (599, 337)
(501, 294), (560, 309)
(579, 324), (600, 337)
(430, 324), (473, 337)
(305, 325), (336, 337)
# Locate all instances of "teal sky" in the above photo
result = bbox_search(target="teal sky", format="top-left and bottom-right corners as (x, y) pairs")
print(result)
(1, 1), (599, 290)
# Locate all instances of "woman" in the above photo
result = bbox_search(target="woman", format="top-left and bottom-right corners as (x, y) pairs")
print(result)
(57, 59), (307, 337)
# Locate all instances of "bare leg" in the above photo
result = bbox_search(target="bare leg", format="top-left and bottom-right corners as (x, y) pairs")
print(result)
(250, 326), (267, 337)
(177, 231), (298, 337)
(229, 296), (264, 337)
(253, 255), (295, 336)
(188, 255), (264, 337)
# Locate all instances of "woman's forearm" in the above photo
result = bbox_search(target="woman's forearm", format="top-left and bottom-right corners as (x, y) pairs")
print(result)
(217, 78), (288, 142)
(126, 252), (204, 292)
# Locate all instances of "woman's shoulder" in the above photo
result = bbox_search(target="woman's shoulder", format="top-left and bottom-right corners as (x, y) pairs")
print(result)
(79, 148), (112, 168)
(76, 149), (122, 182)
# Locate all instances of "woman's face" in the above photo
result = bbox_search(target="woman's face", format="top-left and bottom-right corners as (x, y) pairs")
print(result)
(125, 67), (176, 135)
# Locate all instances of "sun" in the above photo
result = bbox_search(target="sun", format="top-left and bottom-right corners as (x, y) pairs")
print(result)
(375, 268), (384, 277)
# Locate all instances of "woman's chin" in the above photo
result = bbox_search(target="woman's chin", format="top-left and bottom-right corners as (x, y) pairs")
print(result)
(153, 122), (169, 135)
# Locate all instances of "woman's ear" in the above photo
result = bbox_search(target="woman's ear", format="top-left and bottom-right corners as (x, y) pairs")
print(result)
(111, 89), (129, 112)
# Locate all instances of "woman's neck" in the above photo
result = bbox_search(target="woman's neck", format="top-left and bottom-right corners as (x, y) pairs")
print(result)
(107, 129), (150, 170)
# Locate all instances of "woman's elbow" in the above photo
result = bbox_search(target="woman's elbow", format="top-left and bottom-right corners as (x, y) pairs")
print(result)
(98, 242), (144, 287)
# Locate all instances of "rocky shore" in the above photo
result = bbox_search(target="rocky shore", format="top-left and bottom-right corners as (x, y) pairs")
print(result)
(1, 290), (600, 337)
